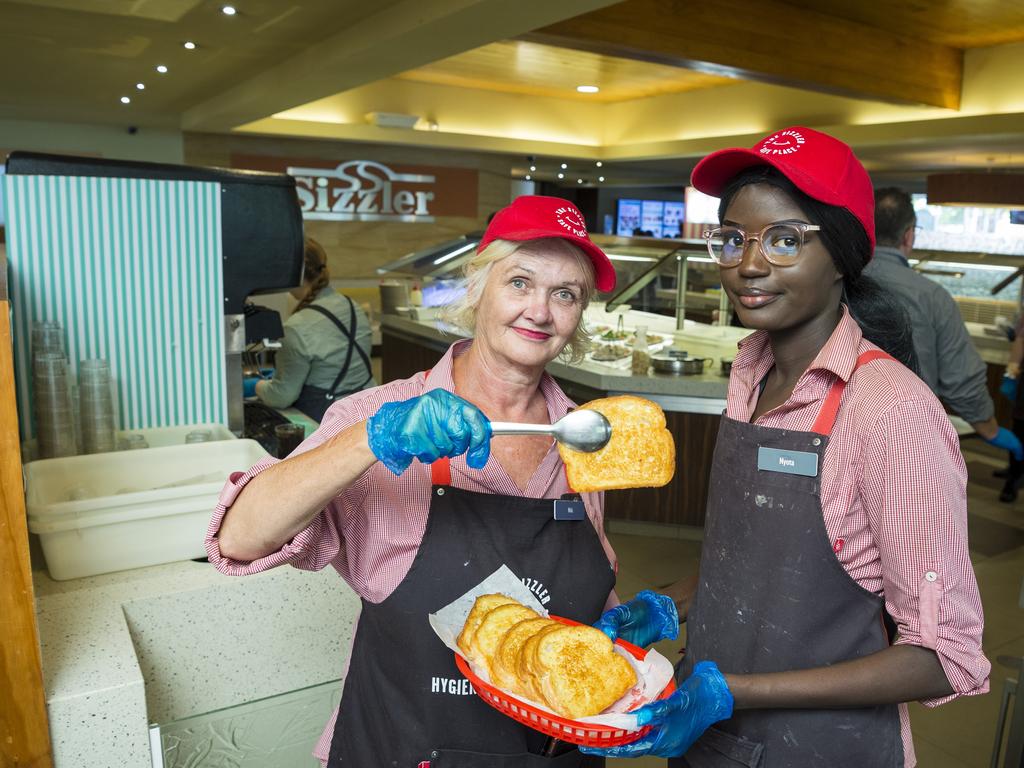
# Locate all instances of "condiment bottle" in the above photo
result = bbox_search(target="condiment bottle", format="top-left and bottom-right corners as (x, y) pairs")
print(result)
(631, 325), (650, 375)
(409, 283), (424, 307)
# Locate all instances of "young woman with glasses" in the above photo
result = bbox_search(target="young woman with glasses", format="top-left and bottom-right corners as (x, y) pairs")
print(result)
(583, 127), (989, 767)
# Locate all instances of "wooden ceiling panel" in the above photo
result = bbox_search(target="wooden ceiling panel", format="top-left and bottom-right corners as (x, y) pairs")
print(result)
(395, 40), (736, 102)
(782, 0), (1024, 48)
(531, 0), (964, 108)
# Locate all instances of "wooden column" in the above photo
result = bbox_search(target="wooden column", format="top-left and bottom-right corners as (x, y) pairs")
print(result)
(0, 246), (53, 768)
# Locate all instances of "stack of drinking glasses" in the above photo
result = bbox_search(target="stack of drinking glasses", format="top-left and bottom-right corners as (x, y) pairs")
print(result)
(32, 320), (65, 358)
(33, 351), (77, 458)
(79, 359), (116, 454)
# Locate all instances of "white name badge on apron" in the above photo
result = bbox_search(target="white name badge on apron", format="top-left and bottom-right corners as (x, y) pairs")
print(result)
(757, 446), (819, 477)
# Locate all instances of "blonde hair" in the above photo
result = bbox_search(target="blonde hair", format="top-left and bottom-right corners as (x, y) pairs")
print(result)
(442, 238), (595, 363)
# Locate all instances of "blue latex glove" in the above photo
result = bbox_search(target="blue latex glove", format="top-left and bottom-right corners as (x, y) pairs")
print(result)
(594, 590), (679, 648)
(243, 377), (260, 398)
(1000, 374), (1018, 402)
(985, 426), (1024, 461)
(259, 367), (275, 378)
(366, 389), (491, 475)
(580, 661), (734, 758)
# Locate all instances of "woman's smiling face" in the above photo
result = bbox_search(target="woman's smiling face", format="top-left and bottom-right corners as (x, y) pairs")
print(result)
(473, 243), (588, 370)
(719, 183), (843, 334)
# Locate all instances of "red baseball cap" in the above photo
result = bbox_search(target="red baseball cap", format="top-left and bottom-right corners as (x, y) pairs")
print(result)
(691, 126), (876, 250)
(479, 195), (616, 292)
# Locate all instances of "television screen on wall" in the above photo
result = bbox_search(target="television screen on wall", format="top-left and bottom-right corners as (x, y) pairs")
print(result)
(616, 199), (642, 236)
(616, 198), (685, 237)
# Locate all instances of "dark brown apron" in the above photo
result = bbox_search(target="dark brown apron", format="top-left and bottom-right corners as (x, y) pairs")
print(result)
(673, 350), (903, 768)
(326, 456), (613, 767)
(294, 298), (373, 422)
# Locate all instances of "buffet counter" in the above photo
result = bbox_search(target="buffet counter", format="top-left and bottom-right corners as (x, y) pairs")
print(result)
(381, 306), (1013, 529)
(381, 308), (744, 527)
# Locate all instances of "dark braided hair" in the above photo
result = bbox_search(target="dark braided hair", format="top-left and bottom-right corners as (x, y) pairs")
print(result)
(718, 167), (918, 373)
(294, 237), (331, 314)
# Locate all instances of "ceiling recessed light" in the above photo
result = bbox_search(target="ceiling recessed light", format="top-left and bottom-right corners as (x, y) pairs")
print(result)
(598, 176), (605, 182)
(529, 165), (536, 172)
(221, 5), (237, 15)
(560, 163), (567, 169)
(136, 83), (145, 90)
(525, 175), (532, 181)
(557, 173), (564, 179)
(156, 65), (168, 74)
(576, 85), (600, 94)
(595, 161), (603, 167)
(120, 96), (131, 104)
(577, 179), (583, 184)
(183, 41), (197, 50)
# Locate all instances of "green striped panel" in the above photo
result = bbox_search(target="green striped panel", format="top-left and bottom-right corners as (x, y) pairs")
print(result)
(5, 174), (226, 439)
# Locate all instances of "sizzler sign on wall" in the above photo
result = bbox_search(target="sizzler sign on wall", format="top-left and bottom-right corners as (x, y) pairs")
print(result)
(290, 160), (436, 221)
(231, 154), (479, 223)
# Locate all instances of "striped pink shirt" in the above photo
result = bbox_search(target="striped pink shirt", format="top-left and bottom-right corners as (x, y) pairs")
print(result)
(205, 339), (617, 762)
(728, 306), (990, 767)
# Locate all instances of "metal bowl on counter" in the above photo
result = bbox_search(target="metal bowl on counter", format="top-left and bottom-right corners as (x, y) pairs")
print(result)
(650, 350), (714, 375)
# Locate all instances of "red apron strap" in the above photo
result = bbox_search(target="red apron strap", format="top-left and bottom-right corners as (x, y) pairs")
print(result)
(811, 350), (895, 436)
(420, 369), (453, 486)
(431, 456), (451, 486)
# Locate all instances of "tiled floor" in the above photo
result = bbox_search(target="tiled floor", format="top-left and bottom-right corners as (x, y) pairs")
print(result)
(605, 439), (1024, 768)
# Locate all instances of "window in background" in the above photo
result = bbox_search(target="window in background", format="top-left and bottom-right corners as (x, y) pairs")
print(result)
(913, 193), (1024, 255)
(915, 260), (1019, 301)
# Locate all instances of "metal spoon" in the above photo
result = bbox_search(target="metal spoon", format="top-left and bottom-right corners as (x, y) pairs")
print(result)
(490, 409), (612, 453)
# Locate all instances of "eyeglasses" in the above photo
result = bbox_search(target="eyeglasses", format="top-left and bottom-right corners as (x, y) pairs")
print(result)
(702, 223), (822, 268)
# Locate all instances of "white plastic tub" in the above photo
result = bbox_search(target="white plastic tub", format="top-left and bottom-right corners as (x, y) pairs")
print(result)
(25, 439), (269, 580)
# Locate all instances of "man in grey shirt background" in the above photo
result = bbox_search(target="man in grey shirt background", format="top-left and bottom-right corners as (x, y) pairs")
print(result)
(864, 187), (1022, 462)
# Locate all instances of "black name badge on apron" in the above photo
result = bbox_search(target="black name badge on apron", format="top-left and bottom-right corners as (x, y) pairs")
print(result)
(553, 498), (587, 521)
(757, 446), (819, 477)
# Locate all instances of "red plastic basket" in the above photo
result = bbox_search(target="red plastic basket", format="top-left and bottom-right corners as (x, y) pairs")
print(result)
(454, 614), (676, 747)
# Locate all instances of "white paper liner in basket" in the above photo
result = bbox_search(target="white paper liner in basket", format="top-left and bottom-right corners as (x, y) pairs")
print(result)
(428, 564), (675, 731)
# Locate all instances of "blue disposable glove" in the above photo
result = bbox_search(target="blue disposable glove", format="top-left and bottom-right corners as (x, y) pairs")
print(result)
(366, 389), (491, 475)
(985, 426), (1024, 461)
(1000, 374), (1018, 402)
(243, 377), (260, 398)
(594, 590), (679, 648)
(580, 661), (734, 758)
(259, 367), (275, 379)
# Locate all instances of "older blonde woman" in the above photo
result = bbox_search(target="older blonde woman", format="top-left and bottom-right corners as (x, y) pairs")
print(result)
(206, 196), (618, 767)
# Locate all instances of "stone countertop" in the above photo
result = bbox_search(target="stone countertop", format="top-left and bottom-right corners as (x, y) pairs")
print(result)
(34, 559), (359, 767)
(381, 314), (734, 412)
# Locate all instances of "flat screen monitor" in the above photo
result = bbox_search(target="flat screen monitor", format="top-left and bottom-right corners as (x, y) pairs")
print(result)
(616, 199), (642, 236)
(616, 197), (685, 237)
(663, 201), (684, 237)
(641, 200), (665, 237)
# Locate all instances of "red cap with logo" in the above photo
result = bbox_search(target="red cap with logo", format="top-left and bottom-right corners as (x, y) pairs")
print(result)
(479, 195), (616, 292)
(691, 126), (876, 250)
